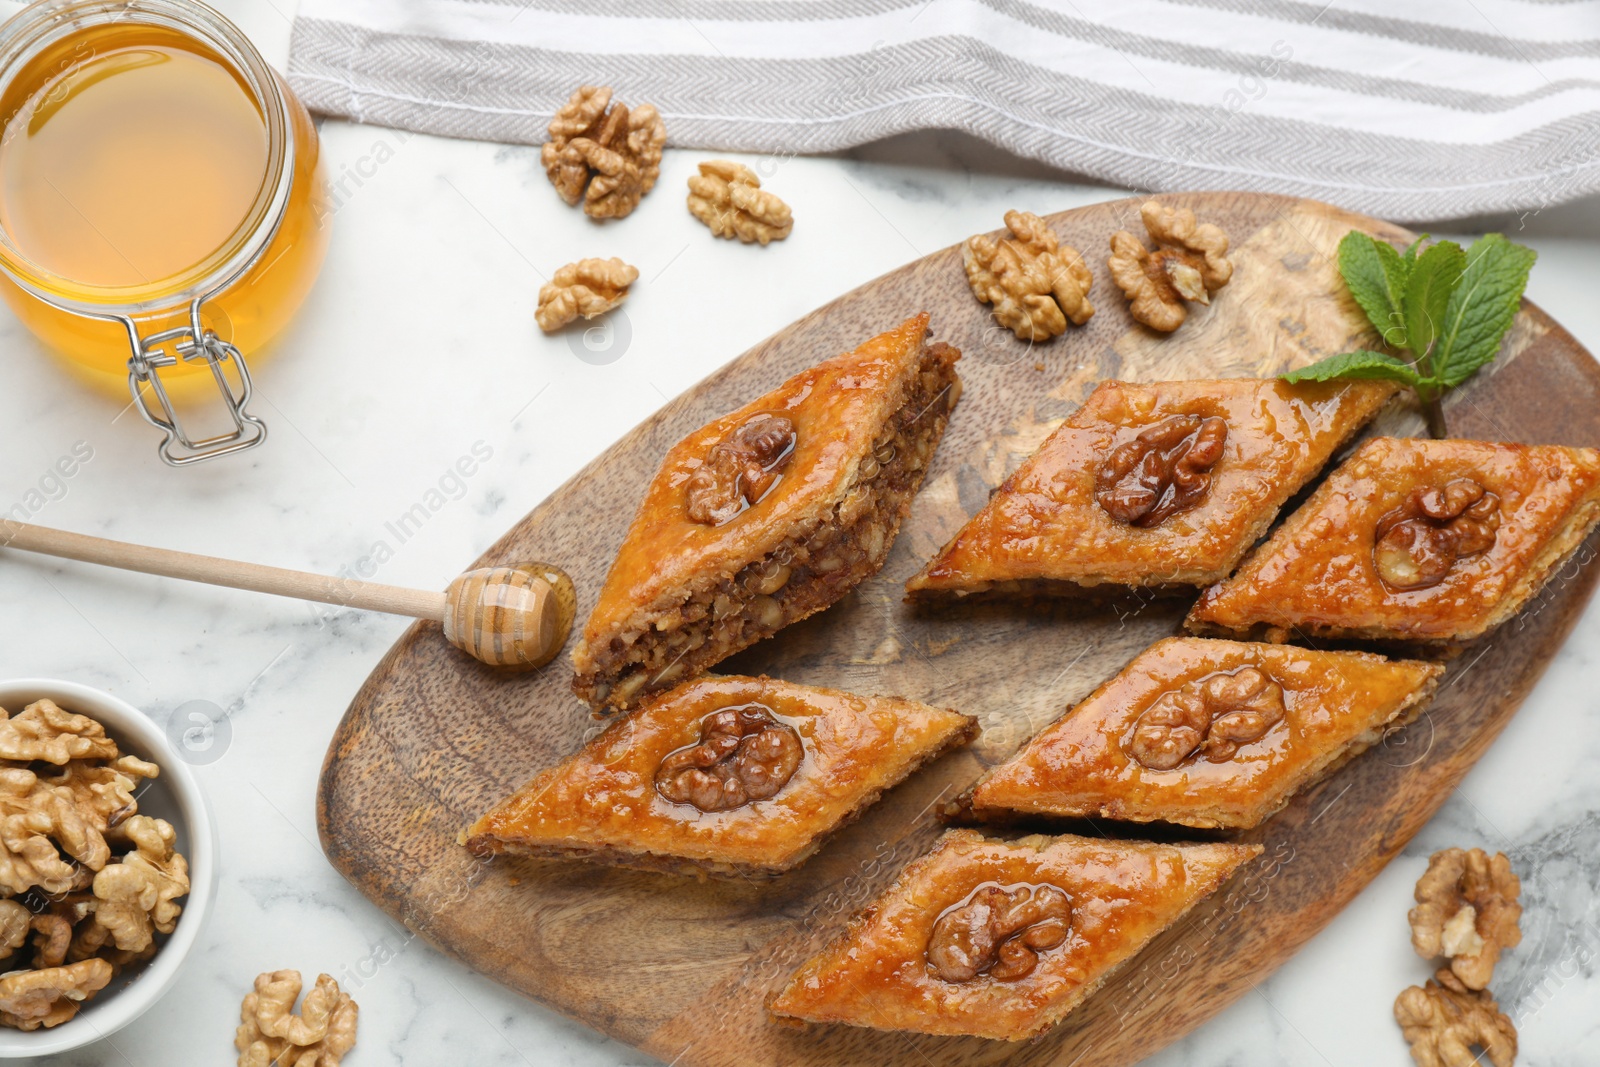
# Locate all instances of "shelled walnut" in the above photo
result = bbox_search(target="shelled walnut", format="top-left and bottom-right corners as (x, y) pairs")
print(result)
(0, 698), (189, 1030)
(541, 84), (666, 219)
(1108, 200), (1233, 332)
(964, 210), (1094, 342)
(236, 970), (359, 1067)
(684, 414), (797, 525)
(1375, 478), (1501, 591)
(1127, 667), (1286, 770)
(1409, 847), (1522, 990)
(654, 703), (803, 812)
(0, 699), (118, 763)
(0, 958), (112, 1031)
(0, 766), (111, 894)
(45, 755), (158, 827)
(1095, 413), (1228, 527)
(687, 161), (793, 245)
(91, 815), (190, 954)
(1395, 968), (1517, 1067)
(535, 257), (639, 333)
(0, 899), (28, 961)
(926, 882), (1072, 983)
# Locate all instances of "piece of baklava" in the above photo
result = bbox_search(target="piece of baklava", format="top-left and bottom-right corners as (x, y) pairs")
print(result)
(464, 675), (977, 878)
(906, 378), (1395, 598)
(957, 637), (1442, 830)
(1188, 437), (1600, 642)
(767, 829), (1260, 1040)
(573, 314), (961, 711)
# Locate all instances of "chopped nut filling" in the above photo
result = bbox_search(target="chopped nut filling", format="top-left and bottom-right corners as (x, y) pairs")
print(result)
(1374, 477), (1500, 591)
(1095, 414), (1228, 527)
(1127, 667), (1286, 770)
(926, 882), (1072, 983)
(575, 342), (959, 711)
(654, 703), (803, 812)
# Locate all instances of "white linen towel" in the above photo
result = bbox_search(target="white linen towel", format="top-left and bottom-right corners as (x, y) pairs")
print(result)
(288, 0), (1600, 221)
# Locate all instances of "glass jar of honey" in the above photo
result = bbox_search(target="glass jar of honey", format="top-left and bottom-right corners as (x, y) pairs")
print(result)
(0, 0), (329, 464)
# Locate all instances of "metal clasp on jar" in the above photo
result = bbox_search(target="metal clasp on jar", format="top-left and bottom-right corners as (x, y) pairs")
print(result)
(121, 296), (267, 466)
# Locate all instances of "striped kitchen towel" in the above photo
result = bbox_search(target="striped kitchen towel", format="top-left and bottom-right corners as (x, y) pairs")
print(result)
(287, 0), (1600, 221)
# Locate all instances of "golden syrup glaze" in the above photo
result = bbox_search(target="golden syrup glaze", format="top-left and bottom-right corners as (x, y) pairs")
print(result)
(574, 314), (943, 671)
(465, 675), (975, 870)
(907, 378), (1396, 593)
(766, 830), (1260, 1040)
(1189, 438), (1600, 641)
(968, 638), (1443, 829)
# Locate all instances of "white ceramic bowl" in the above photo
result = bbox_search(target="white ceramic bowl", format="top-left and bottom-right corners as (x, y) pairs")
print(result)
(0, 679), (217, 1056)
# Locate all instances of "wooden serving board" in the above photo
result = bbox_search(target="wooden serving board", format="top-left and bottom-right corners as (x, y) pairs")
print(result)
(319, 192), (1600, 1066)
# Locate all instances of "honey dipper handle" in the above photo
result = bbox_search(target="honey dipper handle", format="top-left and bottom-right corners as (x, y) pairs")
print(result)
(0, 519), (448, 621)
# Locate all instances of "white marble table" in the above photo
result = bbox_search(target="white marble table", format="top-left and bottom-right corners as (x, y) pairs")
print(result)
(7, 2), (1600, 1063)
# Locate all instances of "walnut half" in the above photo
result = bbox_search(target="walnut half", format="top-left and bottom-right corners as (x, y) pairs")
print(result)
(91, 815), (190, 955)
(236, 970), (359, 1067)
(1395, 968), (1516, 1067)
(0, 958), (112, 1031)
(654, 703), (804, 812)
(1375, 478), (1501, 591)
(0, 699), (118, 764)
(687, 161), (793, 245)
(1108, 201), (1233, 332)
(1095, 414), (1228, 527)
(540, 85), (666, 219)
(926, 882), (1072, 983)
(1409, 847), (1522, 990)
(684, 414), (797, 525)
(1127, 667), (1286, 770)
(964, 210), (1094, 342)
(535, 257), (639, 333)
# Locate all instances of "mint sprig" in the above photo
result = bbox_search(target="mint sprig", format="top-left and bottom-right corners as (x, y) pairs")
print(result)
(1283, 230), (1536, 438)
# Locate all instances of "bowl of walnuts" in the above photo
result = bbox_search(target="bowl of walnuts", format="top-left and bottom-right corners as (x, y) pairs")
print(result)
(0, 678), (216, 1056)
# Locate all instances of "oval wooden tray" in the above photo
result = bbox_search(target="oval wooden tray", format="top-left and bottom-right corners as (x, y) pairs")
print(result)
(319, 192), (1600, 1067)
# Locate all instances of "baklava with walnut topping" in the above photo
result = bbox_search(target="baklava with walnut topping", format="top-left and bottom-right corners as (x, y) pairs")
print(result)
(1188, 437), (1600, 642)
(955, 638), (1442, 830)
(767, 829), (1260, 1039)
(906, 378), (1395, 598)
(464, 675), (977, 878)
(572, 314), (961, 711)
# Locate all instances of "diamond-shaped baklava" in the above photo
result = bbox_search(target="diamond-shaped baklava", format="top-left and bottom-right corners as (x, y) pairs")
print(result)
(767, 829), (1260, 1040)
(1188, 437), (1600, 642)
(905, 378), (1395, 597)
(464, 675), (977, 877)
(572, 314), (962, 711)
(958, 637), (1442, 830)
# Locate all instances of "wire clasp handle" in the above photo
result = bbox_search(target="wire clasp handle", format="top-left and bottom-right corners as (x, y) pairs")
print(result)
(124, 298), (267, 467)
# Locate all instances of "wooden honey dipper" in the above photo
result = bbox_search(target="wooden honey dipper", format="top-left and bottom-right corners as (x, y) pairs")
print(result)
(0, 520), (576, 669)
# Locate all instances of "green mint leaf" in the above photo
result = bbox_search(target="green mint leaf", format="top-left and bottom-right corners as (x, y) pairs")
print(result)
(1433, 234), (1538, 388)
(1402, 234), (1430, 266)
(1402, 239), (1466, 369)
(1281, 350), (1427, 388)
(1337, 232), (1410, 347)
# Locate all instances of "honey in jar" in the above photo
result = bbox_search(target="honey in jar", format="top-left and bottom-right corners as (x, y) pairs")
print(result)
(0, 0), (330, 464)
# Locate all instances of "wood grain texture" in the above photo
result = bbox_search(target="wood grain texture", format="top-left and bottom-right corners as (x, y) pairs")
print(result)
(318, 192), (1600, 1067)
